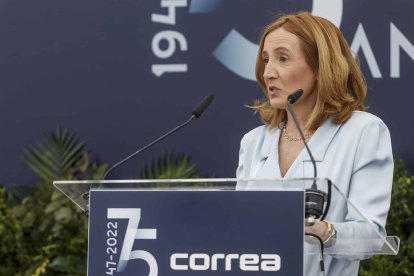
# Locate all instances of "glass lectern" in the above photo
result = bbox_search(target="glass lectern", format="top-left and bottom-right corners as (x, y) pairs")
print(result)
(54, 178), (399, 275)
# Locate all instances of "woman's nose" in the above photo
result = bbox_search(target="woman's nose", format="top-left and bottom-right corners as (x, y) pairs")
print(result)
(263, 63), (278, 80)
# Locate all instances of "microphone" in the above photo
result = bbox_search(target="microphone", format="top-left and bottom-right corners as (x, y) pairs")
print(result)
(101, 94), (215, 180)
(287, 89), (303, 104)
(192, 94), (215, 118)
(286, 89), (330, 226)
(82, 94), (214, 213)
(81, 94), (215, 213)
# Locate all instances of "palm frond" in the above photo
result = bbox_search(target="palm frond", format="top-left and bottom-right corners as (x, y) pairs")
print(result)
(140, 152), (201, 180)
(23, 126), (85, 182)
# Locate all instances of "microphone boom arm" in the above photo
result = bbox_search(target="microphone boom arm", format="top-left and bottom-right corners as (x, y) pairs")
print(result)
(102, 115), (196, 180)
(286, 102), (318, 183)
(102, 94), (214, 180)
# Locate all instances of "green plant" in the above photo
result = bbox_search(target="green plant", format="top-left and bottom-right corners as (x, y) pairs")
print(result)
(23, 126), (106, 182)
(139, 151), (208, 188)
(10, 126), (107, 275)
(359, 158), (414, 275)
(2, 129), (207, 275)
(0, 187), (27, 275)
(140, 151), (201, 179)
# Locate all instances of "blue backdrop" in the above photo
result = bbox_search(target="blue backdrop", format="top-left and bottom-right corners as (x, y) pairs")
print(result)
(1, 0), (413, 184)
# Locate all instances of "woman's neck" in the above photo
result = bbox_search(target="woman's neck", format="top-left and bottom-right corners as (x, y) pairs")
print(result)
(284, 107), (312, 138)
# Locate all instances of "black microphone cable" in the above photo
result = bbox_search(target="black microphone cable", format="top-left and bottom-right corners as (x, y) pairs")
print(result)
(305, 232), (326, 275)
(320, 179), (332, 221)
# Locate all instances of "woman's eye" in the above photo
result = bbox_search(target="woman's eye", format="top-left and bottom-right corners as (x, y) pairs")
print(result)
(263, 58), (269, 65)
(279, 56), (288, 62)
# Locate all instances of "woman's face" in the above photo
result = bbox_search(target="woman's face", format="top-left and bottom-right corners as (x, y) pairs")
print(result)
(262, 27), (317, 110)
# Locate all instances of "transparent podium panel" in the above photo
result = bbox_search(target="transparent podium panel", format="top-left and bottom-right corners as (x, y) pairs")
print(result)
(54, 177), (399, 259)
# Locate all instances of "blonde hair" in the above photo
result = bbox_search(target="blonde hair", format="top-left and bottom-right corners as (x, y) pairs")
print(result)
(254, 11), (366, 130)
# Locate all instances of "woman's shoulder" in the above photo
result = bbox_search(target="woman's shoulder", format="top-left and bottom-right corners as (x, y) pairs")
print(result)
(241, 125), (277, 144)
(350, 111), (385, 122)
(344, 111), (388, 130)
(242, 125), (267, 138)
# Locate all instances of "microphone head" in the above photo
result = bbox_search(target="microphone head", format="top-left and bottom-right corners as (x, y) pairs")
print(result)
(287, 89), (303, 104)
(192, 94), (215, 118)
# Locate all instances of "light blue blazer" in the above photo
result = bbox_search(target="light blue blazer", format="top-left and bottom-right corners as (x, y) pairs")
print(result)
(236, 111), (393, 275)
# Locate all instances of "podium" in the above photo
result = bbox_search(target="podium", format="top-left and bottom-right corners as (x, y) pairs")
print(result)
(54, 178), (399, 276)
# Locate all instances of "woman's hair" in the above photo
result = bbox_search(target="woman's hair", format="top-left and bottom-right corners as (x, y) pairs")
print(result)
(254, 11), (366, 130)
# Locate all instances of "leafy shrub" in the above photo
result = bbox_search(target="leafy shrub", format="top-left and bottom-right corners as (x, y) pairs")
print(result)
(140, 151), (201, 179)
(359, 158), (414, 275)
(8, 127), (107, 275)
(1, 128), (204, 275)
(0, 187), (27, 275)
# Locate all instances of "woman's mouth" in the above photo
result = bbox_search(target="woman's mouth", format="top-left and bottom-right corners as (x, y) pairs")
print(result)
(268, 86), (281, 96)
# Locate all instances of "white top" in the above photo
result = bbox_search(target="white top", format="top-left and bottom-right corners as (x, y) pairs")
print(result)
(236, 111), (393, 275)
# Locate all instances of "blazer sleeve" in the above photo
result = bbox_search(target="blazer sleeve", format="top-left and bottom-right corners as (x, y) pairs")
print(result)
(329, 118), (394, 259)
(236, 133), (251, 190)
(236, 134), (246, 179)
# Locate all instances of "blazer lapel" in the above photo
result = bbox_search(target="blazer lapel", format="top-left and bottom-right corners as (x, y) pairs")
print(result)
(304, 117), (342, 162)
(254, 126), (282, 179)
(301, 117), (342, 178)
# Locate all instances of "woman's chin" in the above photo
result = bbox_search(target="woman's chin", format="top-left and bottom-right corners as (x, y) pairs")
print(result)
(269, 100), (287, 110)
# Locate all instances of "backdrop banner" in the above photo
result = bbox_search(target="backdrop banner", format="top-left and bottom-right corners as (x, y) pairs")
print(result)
(0, 0), (413, 183)
(88, 190), (304, 275)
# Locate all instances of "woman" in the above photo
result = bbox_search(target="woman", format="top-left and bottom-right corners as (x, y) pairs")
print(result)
(236, 12), (393, 275)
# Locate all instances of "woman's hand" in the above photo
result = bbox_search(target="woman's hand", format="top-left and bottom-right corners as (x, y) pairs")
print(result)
(305, 220), (330, 241)
(305, 220), (337, 247)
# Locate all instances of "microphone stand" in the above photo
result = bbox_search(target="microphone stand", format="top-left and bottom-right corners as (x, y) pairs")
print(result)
(102, 115), (196, 181)
(286, 89), (332, 274)
(286, 90), (330, 226)
(82, 94), (215, 216)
